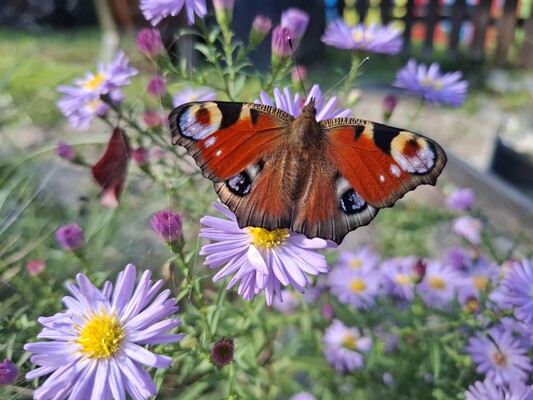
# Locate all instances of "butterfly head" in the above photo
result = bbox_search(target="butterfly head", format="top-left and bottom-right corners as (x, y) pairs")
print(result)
(301, 98), (317, 119)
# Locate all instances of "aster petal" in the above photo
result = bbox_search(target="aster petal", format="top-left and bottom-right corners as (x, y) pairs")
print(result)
(112, 263), (136, 314)
(123, 342), (172, 368)
(92, 361), (109, 400)
(247, 245), (269, 274)
(117, 353), (156, 398)
(127, 318), (182, 343)
(108, 359), (126, 400)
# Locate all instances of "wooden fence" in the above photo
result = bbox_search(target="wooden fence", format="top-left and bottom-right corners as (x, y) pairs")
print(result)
(329, 0), (533, 66)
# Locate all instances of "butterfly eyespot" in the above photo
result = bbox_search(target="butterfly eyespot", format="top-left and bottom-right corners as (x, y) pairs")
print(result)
(391, 136), (436, 174)
(339, 189), (366, 214)
(179, 103), (222, 140)
(227, 172), (252, 196)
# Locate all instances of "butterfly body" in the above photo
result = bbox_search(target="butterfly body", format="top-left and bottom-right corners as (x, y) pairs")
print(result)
(169, 100), (446, 244)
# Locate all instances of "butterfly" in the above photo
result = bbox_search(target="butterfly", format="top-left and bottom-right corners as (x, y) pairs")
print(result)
(169, 100), (446, 244)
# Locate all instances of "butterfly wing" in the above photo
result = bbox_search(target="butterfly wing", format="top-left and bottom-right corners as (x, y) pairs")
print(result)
(169, 101), (296, 229)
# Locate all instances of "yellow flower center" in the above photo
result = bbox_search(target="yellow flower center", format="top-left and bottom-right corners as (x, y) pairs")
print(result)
(76, 309), (124, 359)
(82, 73), (106, 90)
(352, 31), (364, 43)
(491, 351), (508, 367)
(349, 278), (366, 293)
(350, 258), (362, 268)
(395, 274), (411, 286)
(421, 78), (443, 91)
(86, 98), (103, 111)
(472, 275), (488, 291)
(428, 277), (445, 290)
(248, 227), (289, 248)
(342, 333), (357, 350)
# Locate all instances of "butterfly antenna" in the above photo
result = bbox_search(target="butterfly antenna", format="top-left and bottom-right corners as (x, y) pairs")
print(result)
(288, 37), (307, 100)
(323, 56), (370, 99)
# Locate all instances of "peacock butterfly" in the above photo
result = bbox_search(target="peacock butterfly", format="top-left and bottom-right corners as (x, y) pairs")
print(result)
(168, 99), (446, 244)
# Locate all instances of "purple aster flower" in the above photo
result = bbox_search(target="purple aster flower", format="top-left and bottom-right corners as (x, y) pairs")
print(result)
(257, 84), (351, 121)
(249, 15), (272, 47)
(465, 326), (532, 386)
(55, 223), (84, 251)
(56, 52), (138, 130)
(290, 393), (317, 400)
(172, 86), (216, 108)
(272, 289), (300, 314)
(140, 0), (207, 26)
(465, 379), (533, 400)
(446, 188), (476, 211)
(444, 246), (471, 270)
(321, 19), (403, 55)
(24, 264), (183, 400)
(499, 318), (533, 350)
(496, 259), (533, 324)
(210, 337), (234, 367)
(453, 216), (483, 246)
(199, 202), (333, 306)
(150, 209), (183, 243)
(280, 7), (309, 41)
(136, 28), (164, 58)
(336, 246), (380, 272)
(0, 359), (19, 385)
(323, 319), (372, 373)
(147, 75), (167, 97)
(55, 141), (76, 161)
(328, 265), (380, 309)
(417, 260), (465, 307)
(380, 257), (417, 301)
(26, 259), (46, 277)
(394, 59), (468, 107)
(458, 257), (499, 303)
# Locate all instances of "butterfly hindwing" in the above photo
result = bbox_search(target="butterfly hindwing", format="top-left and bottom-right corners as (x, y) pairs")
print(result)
(169, 101), (296, 229)
(322, 118), (447, 209)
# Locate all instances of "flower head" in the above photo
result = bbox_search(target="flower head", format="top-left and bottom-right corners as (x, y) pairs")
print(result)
(131, 147), (149, 166)
(446, 188), (476, 211)
(24, 264), (183, 400)
(151, 209), (183, 243)
(336, 246), (379, 272)
(136, 28), (164, 58)
(199, 202), (333, 305)
(172, 86), (216, 108)
(57, 52), (138, 130)
(465, 379), (533, 400)
(144, 110), (163, 128)
(417, 260), (465, 307)
(249, 15), (272, 47)
(323, 319), (372, 373)
(380, 257), (418, 301)
(147, 75), (167, 97)
(257, 84), (351, 121)
(496, 259), (533, 324)
(328, 264), (380, 309)
(210, 337), (234, 367)
(394, 59), (468, 107)
(453, 216), (483, 246)
(290, 393), (317, 400)
(56, 223), (84, 251)
(0, 359), (19, 385)
(321, 20), (403, 55)
(465, 326), (532, 386)
(26, 259), (46, 276)
(271, 25), (293, 60)
(280, 7), (309, 41)
(140, 0), (207, 26)
(55, 141), (76, 161)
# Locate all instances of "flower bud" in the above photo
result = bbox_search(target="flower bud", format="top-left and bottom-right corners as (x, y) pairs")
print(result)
(55, 141), (76, 161)
(249, 15), (272, 48)
(143, 110), (162, 128)
(147, 75), (166, 98)
(131, 147), (148, 166)
(55, 223), (84, 251)
(210, 338), (234, 367)
(26, 259), (46, 276)
(150, 209), (182, 243)
(136, 28), (164, 58)
(0, 359), (19, 385)
(382, 95), (397, 122)
(213, 0), (234, 27)
(411, 259), (426, 284)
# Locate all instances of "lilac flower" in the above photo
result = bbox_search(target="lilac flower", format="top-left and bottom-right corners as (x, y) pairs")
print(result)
(290, 393), (317, 400)
(257, 84), (351, 121)
(321, 19), (403, 55)
(328, 265), (380, 309)
(336, 246), (380, 272)
(249, 15), (272, 47)
(144, 110), (163, 127)
(0, 359), (19, 385)
(55, 141), (76, 161)
(465, 327), (532, 386)
(136, 28), (164, 58)
(151, 209), (183, 243)
(380, 257), (417, 301)
(458, 257), (499, 303)
(394, 59), (468, 107)
(496, 259), (533, 323)
(210, 337), (234, 367)
(24, 264), (183, 400)
(323, 319), (372, 373)
(417, 260), (465, 307)
(140, 0), (207, 26)
(465, 379), (533, 400)
(280, 7), (309, 40)
(446, 188), (476, 211)
(57, 52), (138, 130)
(55, 223), (84, 251)
(453, 216), (483, 246)
(199, 202), (333, 305)
(444, 246), (471, 270)
(26, 259), (46, 277)
(271, 25), (294, 59)
(172, 86), (216, 107)
(147, 75), (167, 97)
